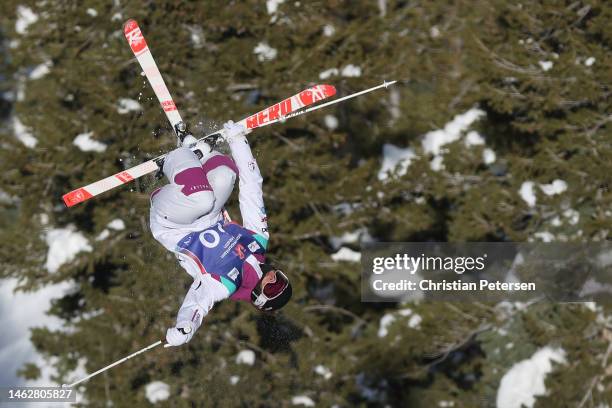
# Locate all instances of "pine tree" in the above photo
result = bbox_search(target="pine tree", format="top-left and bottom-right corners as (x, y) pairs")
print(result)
(1, 1), (610, 406)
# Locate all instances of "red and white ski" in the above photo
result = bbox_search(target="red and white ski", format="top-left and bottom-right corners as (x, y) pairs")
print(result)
(123, 19), (183, 134)
(62, 84), (336, 207)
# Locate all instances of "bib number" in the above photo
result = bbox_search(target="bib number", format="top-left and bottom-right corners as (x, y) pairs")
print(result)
(198, 223), (226, 248)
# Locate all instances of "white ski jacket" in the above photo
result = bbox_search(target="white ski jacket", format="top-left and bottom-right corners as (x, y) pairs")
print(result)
(149, 135), (269, 332)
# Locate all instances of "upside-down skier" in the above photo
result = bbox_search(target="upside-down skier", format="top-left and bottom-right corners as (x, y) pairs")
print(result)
(149, 122), (292, 347)
(60, 19), (397, 388)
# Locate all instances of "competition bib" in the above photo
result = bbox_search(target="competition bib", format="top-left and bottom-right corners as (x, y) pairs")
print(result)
(175, 222), (264, 293)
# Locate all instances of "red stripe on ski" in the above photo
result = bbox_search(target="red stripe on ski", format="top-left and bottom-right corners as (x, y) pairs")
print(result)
(115, 171), (134, 183)
(123, 19), (148, 56)
(63, 188), (93, 207)
(161, 100), (177, 112)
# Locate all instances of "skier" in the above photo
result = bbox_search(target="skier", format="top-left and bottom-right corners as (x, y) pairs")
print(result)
(149, 121), (292, 347)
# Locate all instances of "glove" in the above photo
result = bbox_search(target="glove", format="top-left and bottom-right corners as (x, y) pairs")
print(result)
(180, 134), (198, 148)
(164, 321), (195, 348)
(222, 120), (250, 144)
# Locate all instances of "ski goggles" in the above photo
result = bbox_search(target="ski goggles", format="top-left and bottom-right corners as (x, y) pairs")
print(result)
(251, 269), (289, 309)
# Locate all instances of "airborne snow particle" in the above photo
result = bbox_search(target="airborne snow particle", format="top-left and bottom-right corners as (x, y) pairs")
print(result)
(539, 179), (567, 196)
(341, 64), (362, 77)
(15, 5), (38, 35)
(45, 226), (92, 273)
(496, 346), (566, 408)
(538, 60), (553, 71)
(330, 247), (361, 262)
(253, 42), (277, 62)
(13, 116), (38, 148)
(519, 181), (536, 207)
(378, 143), (416, 181)
(236, 350), (256, 365)
(292, 395), (315, 407)
(73, 131), (107, 153)
(145, 381), (170, 403)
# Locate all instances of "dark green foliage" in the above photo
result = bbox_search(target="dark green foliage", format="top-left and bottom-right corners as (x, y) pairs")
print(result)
(1, 0), (611, 406)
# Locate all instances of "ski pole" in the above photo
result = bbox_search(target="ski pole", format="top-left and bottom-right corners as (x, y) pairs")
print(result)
(196, 80), (397, 141)
(274, 80), (397, 125)
(62, 340), (163, 388)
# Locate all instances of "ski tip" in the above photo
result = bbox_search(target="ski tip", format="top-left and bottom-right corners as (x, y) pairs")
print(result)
(62, 188), (93, 208)
(383, 80), (398, 88)
(319, 84), (337, 97)
(123, 19), (138, 32)
(123, 19), (148, 54)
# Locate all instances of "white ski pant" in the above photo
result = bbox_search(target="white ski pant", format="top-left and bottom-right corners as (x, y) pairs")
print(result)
(151, 147), (237, 225)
